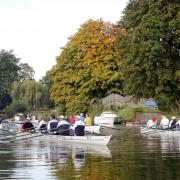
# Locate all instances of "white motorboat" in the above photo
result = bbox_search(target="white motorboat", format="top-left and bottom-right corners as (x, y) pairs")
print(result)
(85, 126), (101, 134)
(94, 111), (119, 125)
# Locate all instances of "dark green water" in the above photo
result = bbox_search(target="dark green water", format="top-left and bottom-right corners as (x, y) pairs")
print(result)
(0, 126), (180, 180)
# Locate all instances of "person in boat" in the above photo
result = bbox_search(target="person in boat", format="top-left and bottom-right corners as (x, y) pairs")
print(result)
(37, 115), (47, 131)
(169, 116), (177, 129)
(84, 113), (91, 126)
(175, 117), (180, 129)
(47, 114), (58, 133)
(69, 115), (75, 125)
(80, 113), (85, 123)
(159, 115), (169, 129)
(56, 115), (70, 135)
(72, 115), (85, 136)
(21, 119), (35, 132)
(146, 117), (157, 128)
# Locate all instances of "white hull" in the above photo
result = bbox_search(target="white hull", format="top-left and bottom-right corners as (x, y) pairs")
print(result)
(94, 111), (118, 125)
(43, 135), (111, 146)
(0, 132), (111, 146)
(140, 127), (180, 136)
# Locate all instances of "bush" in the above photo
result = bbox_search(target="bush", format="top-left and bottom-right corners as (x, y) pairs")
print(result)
(118, 107), (137, 121)
(156, 95), (175, 112)
(5, 101), (28, 116)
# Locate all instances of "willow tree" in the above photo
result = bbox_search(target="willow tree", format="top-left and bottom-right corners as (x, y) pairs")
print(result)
(10, 80), (49, 111)
(50, 19), (124, 113)
(118, 0), (180, 108)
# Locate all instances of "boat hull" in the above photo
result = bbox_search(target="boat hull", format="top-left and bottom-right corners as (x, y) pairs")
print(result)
(0, 131), (111, 146)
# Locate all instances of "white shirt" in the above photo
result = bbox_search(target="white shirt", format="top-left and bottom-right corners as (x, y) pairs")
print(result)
(57, 120), (70, 127)
(147, 120), (156, 128)
(160, 117), (169, 129)
(37, 120), (45, 130)
(73, 120), (85, 130)
(176, 120), (180, 126)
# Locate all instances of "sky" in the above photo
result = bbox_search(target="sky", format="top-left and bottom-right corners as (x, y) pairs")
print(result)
(0, 0), (129, 80)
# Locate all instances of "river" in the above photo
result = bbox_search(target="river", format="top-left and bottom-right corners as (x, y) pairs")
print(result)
(0, 126), (180, 180)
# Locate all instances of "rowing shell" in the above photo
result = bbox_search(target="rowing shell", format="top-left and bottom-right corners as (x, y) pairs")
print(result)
(0, 132), (111, 146)
(1, 122), (101, 134)
(42, 134), (111, 146)
(140, 127), (180, 136)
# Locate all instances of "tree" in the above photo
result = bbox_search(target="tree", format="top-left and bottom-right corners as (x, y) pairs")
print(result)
(0, 49), (20, 110)
(18, 63), (35, 81)
(50, 19), (124, 113)
(118, 0), (180, 101)
(10, 80), (49, 111)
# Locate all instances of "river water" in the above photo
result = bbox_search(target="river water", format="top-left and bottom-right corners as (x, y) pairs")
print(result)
(0, 126), (180, 180)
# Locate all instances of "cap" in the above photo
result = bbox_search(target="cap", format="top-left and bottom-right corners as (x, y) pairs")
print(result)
(59, 115), (64, 119)
(171, 116), (176, 119)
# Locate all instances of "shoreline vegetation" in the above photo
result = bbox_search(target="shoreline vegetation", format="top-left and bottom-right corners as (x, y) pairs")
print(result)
(0, 1), (179, 118)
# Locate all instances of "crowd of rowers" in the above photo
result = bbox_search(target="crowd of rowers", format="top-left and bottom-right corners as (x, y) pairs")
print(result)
(146, 115), (180, 130)
(15, 113), (92, 136)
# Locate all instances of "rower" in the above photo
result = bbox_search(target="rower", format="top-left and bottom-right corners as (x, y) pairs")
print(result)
(56, 115), (70, 135)
(175, 117), (180, 130)
(169, 116), (177, 129)
(47, 114), (58, 134)
(37, 116), (47, 132)
(159, 115), (169, 129)
(73, 115), (85, 136)
(146, 117), (157, 128)
(21, 119), (35, 132)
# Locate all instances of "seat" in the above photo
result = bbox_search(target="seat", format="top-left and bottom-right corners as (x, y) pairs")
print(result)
(39, 123), (47, 133)
(49, 121), (58, 133)
(56, 124), (70, 135)
(74, 125), (85, 136)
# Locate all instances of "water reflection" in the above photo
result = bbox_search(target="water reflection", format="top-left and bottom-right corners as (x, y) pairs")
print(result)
(0, 137), (111, 179)
(1, 127), (180, 180)
(141, 130), (180, 155)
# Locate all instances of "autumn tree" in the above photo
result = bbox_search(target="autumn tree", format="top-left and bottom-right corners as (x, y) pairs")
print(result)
(50, 19), (124, 113)
(118, 0), (180, 106)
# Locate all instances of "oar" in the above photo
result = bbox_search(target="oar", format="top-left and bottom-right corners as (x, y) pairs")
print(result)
(140, 127), (169, 135)
(9, 126), (78, 142)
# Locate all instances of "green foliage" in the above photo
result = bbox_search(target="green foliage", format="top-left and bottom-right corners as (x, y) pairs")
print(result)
(0, 49), (20, 110)
(5, 101), (28, 116)
(88, 98), (105, 122)
(18, 63), (35, 81)
(118, 107), (137, 121)
(10, 80), (49, 110)
(118, 0), (180, 102)
(156, 95), (175, 112)
(118, 106), (160, 121)
(50, 19), (124, 114)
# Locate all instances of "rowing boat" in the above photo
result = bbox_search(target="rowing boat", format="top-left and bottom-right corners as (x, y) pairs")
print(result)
(42, 134), (112, 146)
(1, 122), (101, 134)
(140, 127), (180, 135)
(0, 131), (111, 145)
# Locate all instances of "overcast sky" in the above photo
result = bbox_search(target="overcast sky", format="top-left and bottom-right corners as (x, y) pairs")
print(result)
(0, 0), (128, 80)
